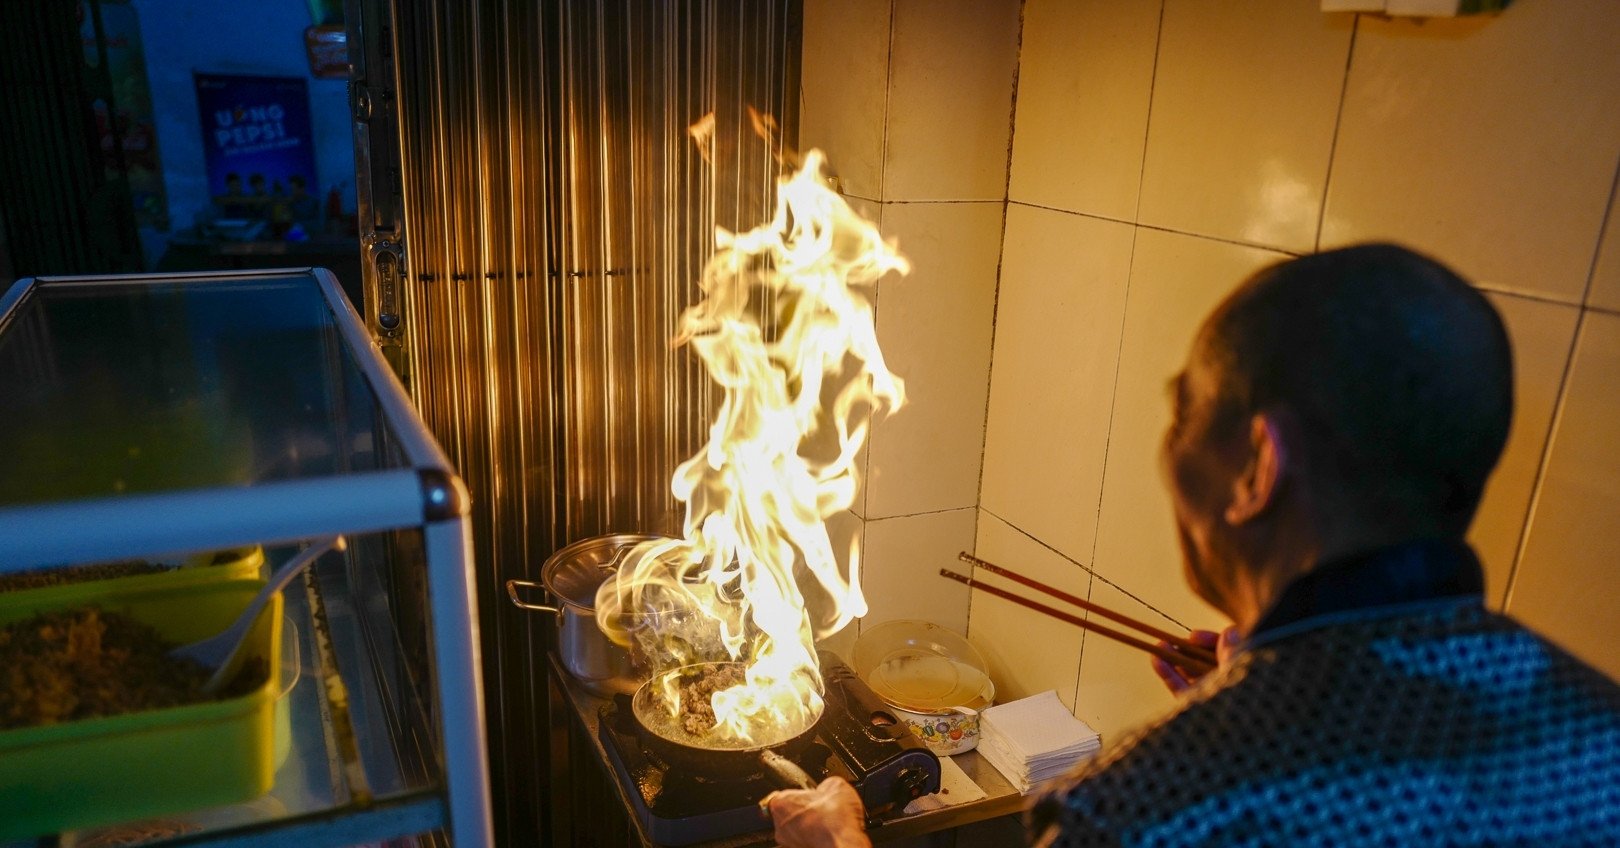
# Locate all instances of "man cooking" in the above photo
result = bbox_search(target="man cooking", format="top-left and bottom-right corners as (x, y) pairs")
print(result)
(766, 243), (1620, 846)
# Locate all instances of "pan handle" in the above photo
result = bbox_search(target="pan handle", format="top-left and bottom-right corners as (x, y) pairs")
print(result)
(505, 578), (560, 613)
(756, 749), (821, 823)
(759, 749), (817, 790)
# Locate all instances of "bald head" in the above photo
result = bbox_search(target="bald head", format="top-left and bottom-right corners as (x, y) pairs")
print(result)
(1198, 243), (1513, 538)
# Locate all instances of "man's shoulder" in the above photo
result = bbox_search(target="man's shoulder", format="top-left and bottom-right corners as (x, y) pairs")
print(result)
(1034, 602), (1620, 846)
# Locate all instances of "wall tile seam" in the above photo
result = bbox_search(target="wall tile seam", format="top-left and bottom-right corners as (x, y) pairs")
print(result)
(1130, 0), (1169, 226)
(865, 505), (977, 524)
(877, 199), (1007, 206)
(1500, 155), (1620, 607)
(1473, 283), (1587, 311)
(1071, 221), (1145, 707)
(980, 506), (1192, 632)
(1312, 13), (1361, 253)
(964, 0), (1028, 646)
(1131, 220), (1301, 260)
(1008, 200), (1136, 228)
(1499, 307), (1590, 612)
(877, 0), (897, 204)
(856, 0), (899, 521)
(1005, 199), (1304, 259)
(1584, 303), (1620, 318)
(1578, 151), (1620, 310)
(1049, 0), (1166, 716)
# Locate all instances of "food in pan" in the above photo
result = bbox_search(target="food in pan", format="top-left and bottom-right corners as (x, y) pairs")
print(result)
(0, 607), (266, 730)
(657, 662), (748, 737)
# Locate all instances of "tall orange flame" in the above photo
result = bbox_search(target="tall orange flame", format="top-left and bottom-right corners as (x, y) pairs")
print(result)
(595, 148), (907, 746)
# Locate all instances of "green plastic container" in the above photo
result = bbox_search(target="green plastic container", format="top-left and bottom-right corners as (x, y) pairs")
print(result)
(0, 578), (281, 840)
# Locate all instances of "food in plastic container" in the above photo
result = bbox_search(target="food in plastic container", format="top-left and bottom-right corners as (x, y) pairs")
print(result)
(0, 578), (281, 840)
(0, 547), (265, 598)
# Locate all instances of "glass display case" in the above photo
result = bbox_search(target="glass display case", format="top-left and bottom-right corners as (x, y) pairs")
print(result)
(0, 269), (491, 847)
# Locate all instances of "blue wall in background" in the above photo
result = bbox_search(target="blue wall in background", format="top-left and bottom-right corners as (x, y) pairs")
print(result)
(131, 0), (355, 241)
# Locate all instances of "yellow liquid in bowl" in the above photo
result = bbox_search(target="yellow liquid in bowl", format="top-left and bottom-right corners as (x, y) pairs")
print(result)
(868, 651), (992, 714)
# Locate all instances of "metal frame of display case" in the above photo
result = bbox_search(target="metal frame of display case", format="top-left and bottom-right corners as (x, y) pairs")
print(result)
(0, 268), (492, 847)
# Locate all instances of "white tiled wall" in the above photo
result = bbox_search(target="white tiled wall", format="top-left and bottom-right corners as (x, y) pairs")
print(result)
(1320, 2), (1620, 303)
(862, 508), (976, 633)
(804, 0), (1620, 735)
(800, 0), (891, 200)
(1137, 0), (1353, 254)
(987, 0), (1620, 733)
(1510, 313), (1620, 679)
(882, 0), (1021, 201)
(1006, 0), (1159, 221)
(980, 205), (1132, 563)
(969, 512), (1089, 711)
(801, 0), (1019, 646)
(1088, 230), (1287, 633)
(1468, 294), (1578, 603)
(867, 202), (1001, 520)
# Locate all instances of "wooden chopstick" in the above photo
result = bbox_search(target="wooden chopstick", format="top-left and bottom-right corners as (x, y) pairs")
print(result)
(940, 568), (1215, 675)
(957, 552), (1218, 666)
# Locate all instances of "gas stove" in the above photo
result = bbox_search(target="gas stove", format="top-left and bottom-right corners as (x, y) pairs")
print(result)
(597, 653), (942, 846)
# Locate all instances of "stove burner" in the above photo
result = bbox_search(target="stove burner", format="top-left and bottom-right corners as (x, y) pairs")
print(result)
(596, 654), (942, 845)
(599, 694), (828, 844)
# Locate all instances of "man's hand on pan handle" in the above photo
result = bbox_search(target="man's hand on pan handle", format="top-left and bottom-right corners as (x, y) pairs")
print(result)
(1151, 625), (1241, 694)
(766, 776), (873, 848)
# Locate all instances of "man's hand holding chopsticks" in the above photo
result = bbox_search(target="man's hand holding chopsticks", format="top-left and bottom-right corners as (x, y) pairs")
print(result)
(1151, 626), (1241, 694)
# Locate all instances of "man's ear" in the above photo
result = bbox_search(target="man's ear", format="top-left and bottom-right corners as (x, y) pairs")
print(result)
(1225, 413), (1286, 526)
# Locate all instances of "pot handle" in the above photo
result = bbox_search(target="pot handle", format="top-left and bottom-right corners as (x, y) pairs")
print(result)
(505, 578), (560, 613)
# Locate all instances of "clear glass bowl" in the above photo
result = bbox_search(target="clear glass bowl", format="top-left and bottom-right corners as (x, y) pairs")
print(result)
(851, 620), (994, 715)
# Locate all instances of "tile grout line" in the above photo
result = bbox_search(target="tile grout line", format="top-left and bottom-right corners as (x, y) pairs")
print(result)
(1474, 283), (1587, 311)
(1499, 312), (1584, 611)
(1312, 13), (1360, 254)
(966, 0), (1030, 646)
(1582, 302), (1620, 318)
(868, 0), (903, 547)
(1070, 0), (1169, 712)
(855, 0), (900, 634)
(983, 506), (1192, 632)
(1576, 149), (1620, 309)
(1008, 199), (1300, 258)
(867, 505), (979, 523)
(1498, 151), (1620, 608)
(877, 0), (896, 205)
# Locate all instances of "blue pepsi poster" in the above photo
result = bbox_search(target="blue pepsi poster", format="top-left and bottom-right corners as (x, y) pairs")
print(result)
(194, 73), (317, 220)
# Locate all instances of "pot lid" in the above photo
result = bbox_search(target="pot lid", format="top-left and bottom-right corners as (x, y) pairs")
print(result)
(852, 620), (995, 714)
(541, 533), (674, 609)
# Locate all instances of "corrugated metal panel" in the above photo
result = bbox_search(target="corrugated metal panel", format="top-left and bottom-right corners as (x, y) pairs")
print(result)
(365, 1), (799, 840)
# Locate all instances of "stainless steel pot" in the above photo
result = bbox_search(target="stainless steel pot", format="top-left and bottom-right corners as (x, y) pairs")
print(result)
(506, 533), (669, 696)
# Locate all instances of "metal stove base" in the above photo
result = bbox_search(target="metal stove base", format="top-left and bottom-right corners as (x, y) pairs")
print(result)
(597, 696), (832, 846)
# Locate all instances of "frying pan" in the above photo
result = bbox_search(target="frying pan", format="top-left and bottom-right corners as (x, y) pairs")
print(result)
(630, 661), (821, 789)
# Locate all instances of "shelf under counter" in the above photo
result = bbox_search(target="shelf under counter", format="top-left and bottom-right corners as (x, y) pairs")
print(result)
(545, 652), (1028, 848)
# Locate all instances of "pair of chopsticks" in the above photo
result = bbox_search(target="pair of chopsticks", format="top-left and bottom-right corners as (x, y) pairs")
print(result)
(942, 552), (1217, 675)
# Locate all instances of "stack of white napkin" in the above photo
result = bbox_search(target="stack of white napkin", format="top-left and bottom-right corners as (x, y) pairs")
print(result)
(977, 690), (1102, 793)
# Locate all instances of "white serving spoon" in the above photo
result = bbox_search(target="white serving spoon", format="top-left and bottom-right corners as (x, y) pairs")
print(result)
(171, 536), (345, 694)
